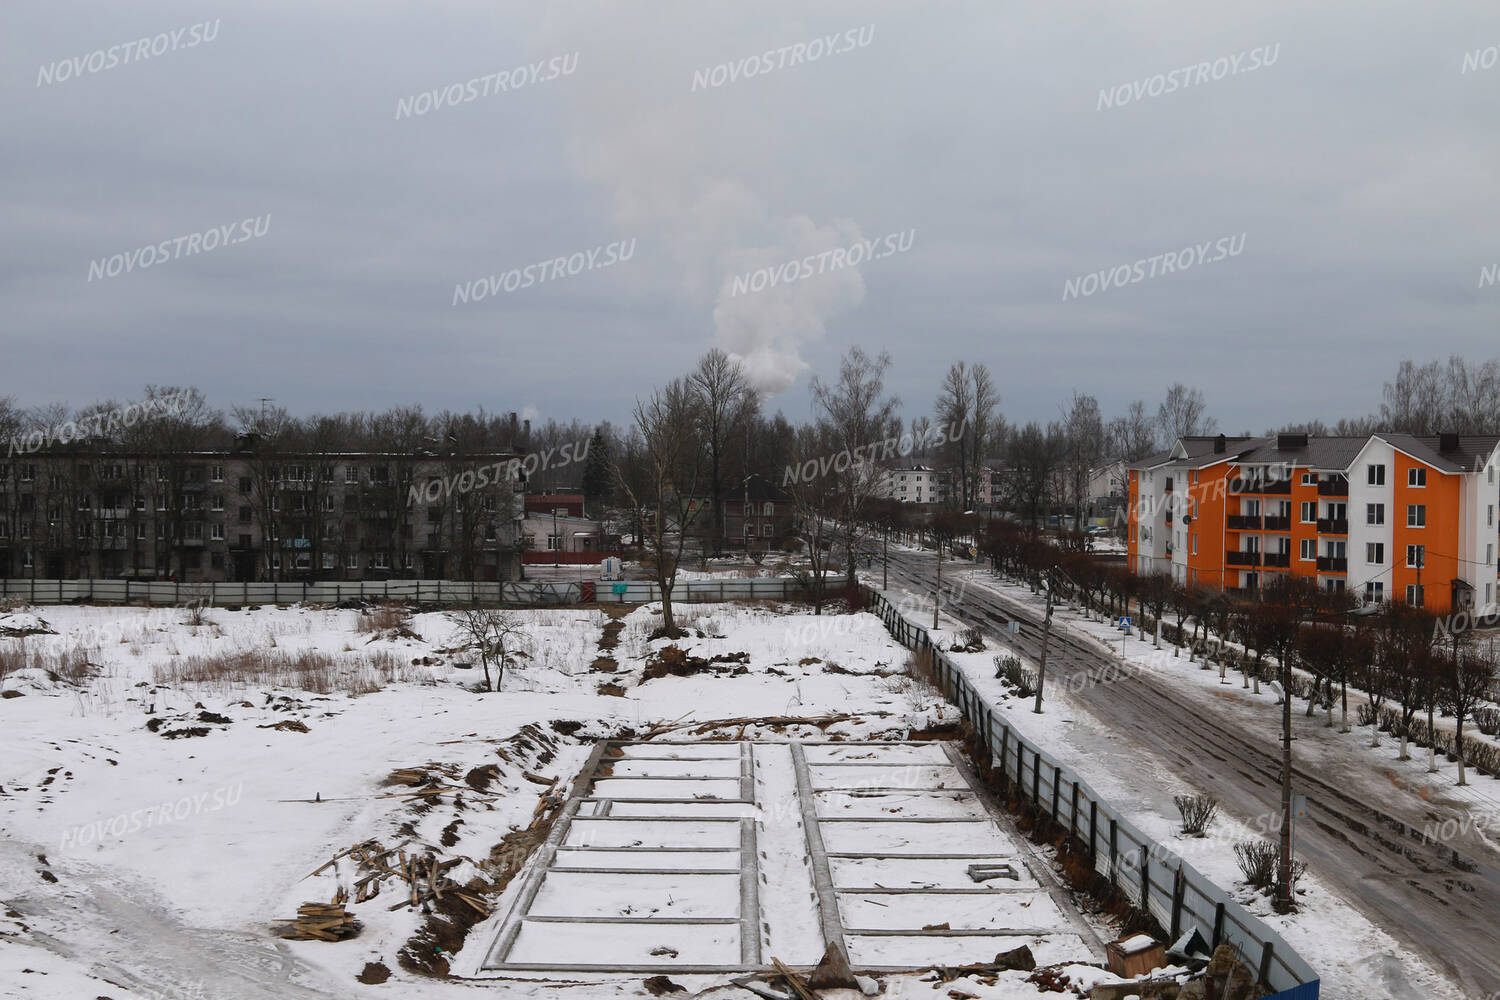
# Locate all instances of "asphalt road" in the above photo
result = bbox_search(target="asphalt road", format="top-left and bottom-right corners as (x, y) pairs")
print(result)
(882, 549), (1500, 997)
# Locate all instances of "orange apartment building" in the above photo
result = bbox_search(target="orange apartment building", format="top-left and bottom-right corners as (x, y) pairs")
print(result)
(1127, 433), (1500, 615)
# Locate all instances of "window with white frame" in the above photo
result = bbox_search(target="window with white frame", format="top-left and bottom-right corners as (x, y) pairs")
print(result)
(346, 553), (359, 569)
(1407, 504), (1426, 527)
(1365, 581), (1384, 602)
(323, 554), (335, 570)
(1300, 501), (1316, 523)
(1367, 503), (1384, 525)
(211, 523), (224, 540)
(1406, 544), (1424, 568)
(1367, 464), (1385, 486)
(1408, 467), (1426, 487)
(210, 465), (223, 482)
(345, 467), (359, 484)
(1406, 584), (1424, 606)
(373, 552), (390, 568)
(1367, 542), (1384, 564)
(1300, 539), (1315, 560)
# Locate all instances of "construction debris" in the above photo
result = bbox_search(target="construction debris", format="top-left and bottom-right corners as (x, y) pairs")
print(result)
(274, 899), (362, 941)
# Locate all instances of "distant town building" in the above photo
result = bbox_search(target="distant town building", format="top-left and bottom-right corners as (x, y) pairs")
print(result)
(0, 442), (525, 582)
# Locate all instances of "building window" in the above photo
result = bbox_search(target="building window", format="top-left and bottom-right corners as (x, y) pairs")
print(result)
(1191, 535), (1198, 555)
(1300, 539), (1315, 561)
(1486, 542), (1494, 565)
(239, 506), (252, 523)
(762, 501), (774, 516)
(346, 553), (359, 569)
(345, 467), (358, 484)
(373, 552), (390, 569)
(1367, 464), (1385, 486)
(211, 495), (224, 512)
(1366, 503), (1384, 526)
(1301, 473), (1315, 486)
(185, 523), (203, 541)
(1365, 581), (1384, 602)
(547, 534), (562, 550)
(1407, 504), (1426, 527)
(1408, 467), (1427, 487)
(238, 477), (252, 493)
(211, 523), (224, 540)
(1406, 544), (1424, 568)
(1489, 504), (1494, 527)
(323, 495), (336, 512)
(1406, 584), (1424, 607)
(322, 554), (335, 570)
(1300, 501), (1316, 523)
(762, 523), (772, 537)
(210, 465), (223, 482)
(1366, 542), (1384, 564)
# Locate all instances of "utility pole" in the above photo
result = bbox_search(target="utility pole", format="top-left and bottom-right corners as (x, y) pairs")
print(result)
(882, 520), (888, 590)
(1277, 653), (1293, 912)
(933, 530), (942, 629)
(1033, 571), (1055, 714)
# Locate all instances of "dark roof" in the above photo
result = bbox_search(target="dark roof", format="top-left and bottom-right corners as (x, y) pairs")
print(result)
(1379, 434), (1500, 474)
(1128, 436), (1256, 471)
(1230, 436), (1366, 472)
(1158, 433), (1500, 475)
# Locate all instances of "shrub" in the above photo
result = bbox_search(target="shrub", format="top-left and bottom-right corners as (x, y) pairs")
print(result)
(993, 655), (1037, 698)
(1174, 793), (1219, 837)
(1356, 702), (1378, 728)
(356, 602), (411, 634)
(1475, 707), (1500, 737)
(1234, 839), (1277, 889)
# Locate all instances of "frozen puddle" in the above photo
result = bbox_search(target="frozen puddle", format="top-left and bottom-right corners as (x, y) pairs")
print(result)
(480, 740), (1092, 974)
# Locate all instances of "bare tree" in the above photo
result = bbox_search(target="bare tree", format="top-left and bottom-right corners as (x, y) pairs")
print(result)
(1061, 392), (1105, 531)
(1007, 422), (1064, 534)
(1156, 383), (1217, 441)
(619, 378), (704, 633)
(1440, 639), (1497, 786)
(446, 608), (529, 691)
(935, 362), (1001, 510)
(810, 347), (901, 583)
(689, 349), (757, 557)
(1106, 400), (1158, 462)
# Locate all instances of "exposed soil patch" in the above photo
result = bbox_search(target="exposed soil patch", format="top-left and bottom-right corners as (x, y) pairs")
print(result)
(641, 645), (750, 681)
(357, 961), (391, 984)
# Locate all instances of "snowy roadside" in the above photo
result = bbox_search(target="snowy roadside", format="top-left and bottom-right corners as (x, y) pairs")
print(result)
(876, 572), (1468, 1000)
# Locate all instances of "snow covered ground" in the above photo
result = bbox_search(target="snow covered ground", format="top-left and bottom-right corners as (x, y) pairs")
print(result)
(0, 598), (1134, 999)
(880, 567), (1472, 1000)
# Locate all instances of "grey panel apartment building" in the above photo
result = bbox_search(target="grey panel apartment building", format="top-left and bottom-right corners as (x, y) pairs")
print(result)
(0, 439), (525, 583)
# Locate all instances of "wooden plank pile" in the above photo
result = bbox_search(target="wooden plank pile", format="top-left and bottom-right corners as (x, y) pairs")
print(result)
(275, 888), (362, 941)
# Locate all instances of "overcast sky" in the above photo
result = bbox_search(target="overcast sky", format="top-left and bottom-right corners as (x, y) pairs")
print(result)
(4, 1), (1499, 433)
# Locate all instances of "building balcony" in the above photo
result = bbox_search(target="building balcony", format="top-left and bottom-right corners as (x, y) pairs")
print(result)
(1227, 515), (1262, 531)
(1262, 551), (1291, 568)
(1233, 477), (1292, 495)
(1316, 556), (1348, 573)
(1263, 515), (1291, 532)
(1317, 479), (1349, 497)
(1317, 518), (1349, 535)
(1226, 551), (1261, 567)
(1164, 511), (1173, 524)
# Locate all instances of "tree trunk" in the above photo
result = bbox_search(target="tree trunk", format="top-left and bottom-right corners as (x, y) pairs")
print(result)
(1427, 704), (1438, 773)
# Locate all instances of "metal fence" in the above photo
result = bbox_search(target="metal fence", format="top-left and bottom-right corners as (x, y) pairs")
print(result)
(0, 576), (803, 607)
(864, 586), (1320, 1000)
